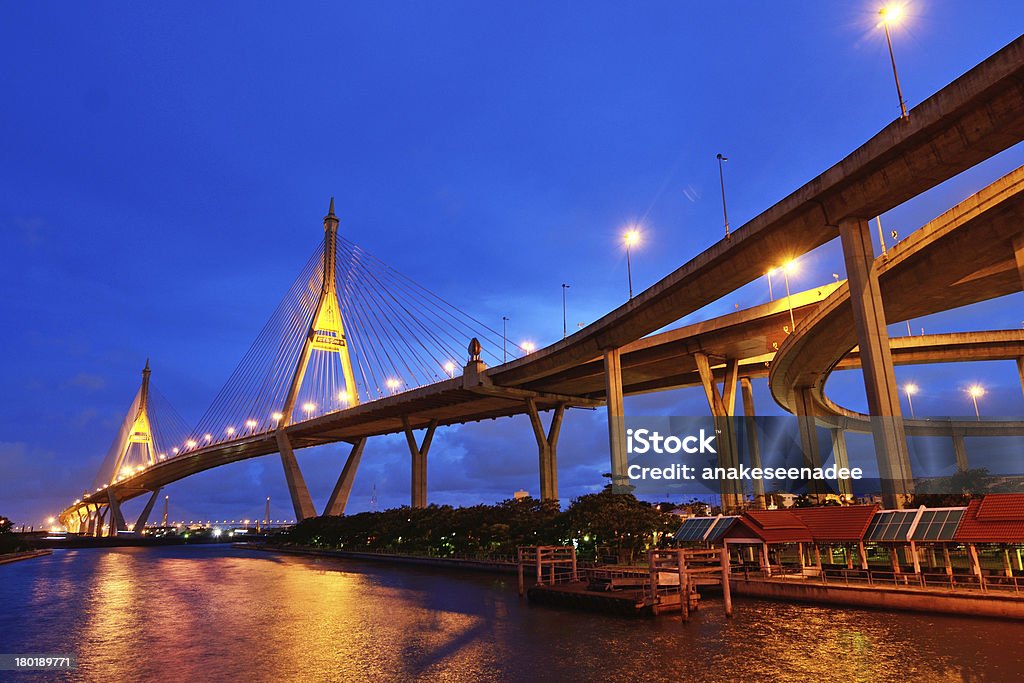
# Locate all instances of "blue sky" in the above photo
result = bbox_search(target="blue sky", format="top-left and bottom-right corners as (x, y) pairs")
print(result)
(2, 2), (1023, 526)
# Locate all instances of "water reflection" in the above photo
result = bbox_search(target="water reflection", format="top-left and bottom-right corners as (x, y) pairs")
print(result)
(1, 545), (1022, 682)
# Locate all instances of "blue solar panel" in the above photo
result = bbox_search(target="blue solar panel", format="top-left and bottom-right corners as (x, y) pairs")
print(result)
(865, 511), (916, 542)
(675, 517), (716, 542)
(911, 509), (965, 541)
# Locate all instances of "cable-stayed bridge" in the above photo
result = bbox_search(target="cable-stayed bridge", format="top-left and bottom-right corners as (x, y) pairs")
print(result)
(60, 36), (1024, 534)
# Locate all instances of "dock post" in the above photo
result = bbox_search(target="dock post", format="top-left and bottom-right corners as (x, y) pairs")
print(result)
(536, 547), (543, 585)
(678, 549), (689, 623)
(517, 547), (525, 597)
(648, 550), (659, 603)
(571, 546), (578, 582)
(720, 544), (733, 618)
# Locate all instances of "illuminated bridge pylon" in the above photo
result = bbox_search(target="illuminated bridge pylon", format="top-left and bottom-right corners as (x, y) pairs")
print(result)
(64, 361), (190, 536)
(276, 199), (359, 519)
(177, 199), (514, 520)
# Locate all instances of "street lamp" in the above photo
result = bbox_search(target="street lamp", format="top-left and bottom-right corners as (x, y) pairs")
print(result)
(624, 229), (640, 299)
(502, 316), (509, 363)
(879, 5), (909, 119)
(968, 385), (985, 420)
(903, 382), (918, 418)
(443, 361), (456, 378)
(716, 153), (730, 239)
(766, 267), (778, 301)
(561, 283), (570, 339)
(782, 260), (798, 332)
(522, 341), (536, 354)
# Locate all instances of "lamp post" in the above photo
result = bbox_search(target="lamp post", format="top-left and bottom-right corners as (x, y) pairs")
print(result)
(968, 385), (985, 420)
(783, 260), (798, 332)
(879, 5), (909, 119)
(502, 316), (509, 362)
(624, 229), (639, 300)
(716, 153), (731, 239)
(561, 283), (570, 339)
(766, 268), (777, 301)
(903, 382), (918, 418)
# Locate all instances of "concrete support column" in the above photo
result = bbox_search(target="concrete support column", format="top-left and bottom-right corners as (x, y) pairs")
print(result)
(323, 438), (367, 516)
(838, 217), (913, 508)
(525, 399), (565, 502)
(793, 388), (828, 499)
(94, 507), (107, 537)
(604, 348), (630, 493)
(1016, 357), (1024, 400)
(695, 353), (743, 510)
(831, 428), (853, 497)
(952, 428), (969, 473)
(276, 431), (318, 520)
(133, 488), (162, 534)
(740, 378), (766, 509)
(404, 418), (438, 509)
(107, 491), (127, 536)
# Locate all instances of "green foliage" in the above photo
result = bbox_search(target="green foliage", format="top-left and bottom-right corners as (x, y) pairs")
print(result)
(912, 468), (1012, 507)
(0, 516), (29, 555)
(274, 493), (677, 563)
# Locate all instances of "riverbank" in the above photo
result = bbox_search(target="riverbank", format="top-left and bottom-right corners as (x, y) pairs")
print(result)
(238, 543), (519, 573)
(0, 549), (52, 565)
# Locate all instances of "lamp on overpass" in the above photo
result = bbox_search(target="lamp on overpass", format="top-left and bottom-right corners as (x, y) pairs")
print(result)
(967, 385), (985, 420)
(766, 267), (778, 301)
(782, 259), (798, 332)
(903, 382), (918, 418)
(624, 228), (640, 300)
(879, 5), (909, 119)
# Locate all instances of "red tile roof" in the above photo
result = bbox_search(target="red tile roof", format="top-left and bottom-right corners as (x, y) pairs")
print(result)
(954, 494), (1024, 543)
(789, 505), (879, 542)
(722, 510), (813, 543)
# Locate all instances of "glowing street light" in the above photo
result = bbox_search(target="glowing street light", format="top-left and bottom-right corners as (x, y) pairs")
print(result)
(225, 426), (236, 436)
(443, 361), (456, 378)
(272, 412), (283, 422)
(186, 439), (198, 449)
(879, 5), (909, 119)
(782, 260), (798, 332)
(716, 153), (730, 239)
(386, 378), (401, 394)
(624, 229), (640, 300)
(903, 382), (918, 418)
(521, 341), (536, 354)
(302, 402), (316, 416)
(203, 433), (212, 443)
(967, 385), (985, 420)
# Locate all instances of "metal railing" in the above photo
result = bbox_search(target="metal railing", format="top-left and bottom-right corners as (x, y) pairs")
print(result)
(735, 563), (1022, 595)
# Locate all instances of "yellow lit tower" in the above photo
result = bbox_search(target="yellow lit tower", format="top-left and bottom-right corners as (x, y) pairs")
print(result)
(109, 359), (156, 483)
(275, 199), (359, 519)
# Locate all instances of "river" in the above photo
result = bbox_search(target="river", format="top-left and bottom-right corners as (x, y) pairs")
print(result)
(2, 545), (1022, 682)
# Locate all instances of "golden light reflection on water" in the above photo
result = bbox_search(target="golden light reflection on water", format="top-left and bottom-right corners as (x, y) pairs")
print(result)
(4, 546), (1024, 682)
